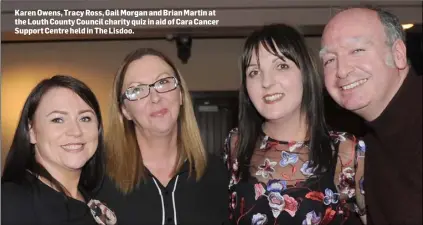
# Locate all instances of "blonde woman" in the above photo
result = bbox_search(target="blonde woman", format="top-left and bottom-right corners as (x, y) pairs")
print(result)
(96, 48), (229, 225)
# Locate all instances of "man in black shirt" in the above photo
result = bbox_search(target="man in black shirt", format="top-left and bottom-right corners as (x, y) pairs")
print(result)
(319, 7), (422, 225)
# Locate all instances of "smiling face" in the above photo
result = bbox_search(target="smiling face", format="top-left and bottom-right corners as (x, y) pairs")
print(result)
(245, 43), (304, 122)
(29, 87), (99, 173)
(321, 8), (407, 120)
(121, 55), (182, 135)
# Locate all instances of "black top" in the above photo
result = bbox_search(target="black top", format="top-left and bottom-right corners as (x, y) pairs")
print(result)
(96, 153), (229, 225)
(364, 69), (422, 225)
(1, 172), (116, 225)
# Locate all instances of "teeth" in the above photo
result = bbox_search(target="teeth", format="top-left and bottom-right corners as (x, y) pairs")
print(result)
(341, 79), (368, 90)
(62, 144), (83, 150)
(264, 93), (283, 102)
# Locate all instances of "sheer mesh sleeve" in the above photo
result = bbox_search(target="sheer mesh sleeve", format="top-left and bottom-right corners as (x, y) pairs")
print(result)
(333, 132), (366, 218)
(222, 128), (240, 224)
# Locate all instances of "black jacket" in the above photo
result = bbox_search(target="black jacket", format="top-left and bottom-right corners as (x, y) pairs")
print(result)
(1, 173), (100, 225)
(96, 153), (229, 225)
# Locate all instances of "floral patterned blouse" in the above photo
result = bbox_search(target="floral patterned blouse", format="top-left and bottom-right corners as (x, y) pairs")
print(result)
(223, 128), (366, 225)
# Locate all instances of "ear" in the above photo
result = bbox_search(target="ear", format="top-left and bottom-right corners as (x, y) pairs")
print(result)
(28, 122), (37, 144)
(121, 104), (133, 121)
(391, 39), (408, 70)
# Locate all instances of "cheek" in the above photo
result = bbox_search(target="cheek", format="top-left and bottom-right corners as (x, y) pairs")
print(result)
(165, 93), (183, 116)
(34, 125), (63, 144)
(324, 74), (339, 93)
(32, 127), (62, 159)
(354, 58), (372, 70)
(82, 126), (99, 153)
(125, 101), (148, 119)
(276, 72), (302, 91)
(88, 139), (99, 156)
(291, 73), (303, 88)
(83, 125), (99, 140)
(246, 79), (262, 102)
(288, 77), (304, 101)
(323, 62), (336, 74)
(324, 75), (333, 88)
(168, 91), (182, 104)
(353, 51), (384, 72)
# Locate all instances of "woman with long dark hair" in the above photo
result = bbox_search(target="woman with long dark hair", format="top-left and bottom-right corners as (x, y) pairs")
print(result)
(223, 24), (367, 224)
(1, 75), (116, 225)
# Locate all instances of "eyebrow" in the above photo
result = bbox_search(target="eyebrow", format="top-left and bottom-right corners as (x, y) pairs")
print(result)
(273, 56), (286, 63)
(46, 109), (94, 117)
(319, 47), (328, 58)
(155, 72), (172, 80)
(319, 37), (372, 57)
(247, 55), (286, 68)
(128, 72), (172, 86)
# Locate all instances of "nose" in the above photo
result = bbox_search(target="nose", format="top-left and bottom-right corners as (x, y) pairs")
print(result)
(261, 73), (275, 89)
(67, 121), (83, 137)
(149, 86), (161, 103)
(336, 56), (353, 79)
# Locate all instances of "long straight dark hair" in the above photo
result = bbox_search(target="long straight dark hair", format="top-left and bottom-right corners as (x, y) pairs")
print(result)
(2, 75), (105, 195)
(237, 24), (334, 180)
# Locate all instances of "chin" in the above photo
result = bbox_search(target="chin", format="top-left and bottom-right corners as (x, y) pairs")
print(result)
(340, 100), (369, 113)
(64, 163), (86, 171)
(261, 112), (288, 121)
(63, 158), (91, 171)
(153, 123), (177, 134)
(153, 126), (171, 132)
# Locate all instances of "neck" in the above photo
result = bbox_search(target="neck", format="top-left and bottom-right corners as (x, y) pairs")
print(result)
(359, 67), (409, 121)
(263, 110), (308, 142)
(135, 126), (179, 169)
(35, 156), (82, 200)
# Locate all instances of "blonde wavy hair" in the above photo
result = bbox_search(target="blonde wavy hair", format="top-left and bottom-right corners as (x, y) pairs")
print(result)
(106, 48), (207, 194)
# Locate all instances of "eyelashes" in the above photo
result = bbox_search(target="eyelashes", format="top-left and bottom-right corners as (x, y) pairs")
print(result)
(247, 63), (290, 78)
(50, 116), (93, 124)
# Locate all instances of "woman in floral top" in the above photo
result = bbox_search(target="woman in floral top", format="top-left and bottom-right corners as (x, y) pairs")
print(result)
(223, 24), (366, 225)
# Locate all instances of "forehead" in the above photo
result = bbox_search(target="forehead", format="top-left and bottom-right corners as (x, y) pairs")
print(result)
(36, 87), (91, 113)
(321, 11), (385, 51)
(249, 44), (283, 64)
(124, 55), (174, 84)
